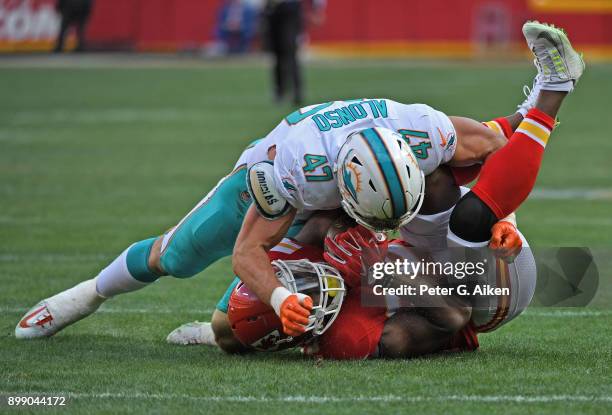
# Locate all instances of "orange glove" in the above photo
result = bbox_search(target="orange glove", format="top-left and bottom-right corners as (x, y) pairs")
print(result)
(489, 221), (522, 262)
(271, 288), (313, 337)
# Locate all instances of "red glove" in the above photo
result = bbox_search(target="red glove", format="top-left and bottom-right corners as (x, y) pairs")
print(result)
(323, 225), (388, 287)
(489, 221), (522, 263)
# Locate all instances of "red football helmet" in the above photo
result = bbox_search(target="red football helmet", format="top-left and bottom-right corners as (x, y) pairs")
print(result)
(228, 259), (345, 351)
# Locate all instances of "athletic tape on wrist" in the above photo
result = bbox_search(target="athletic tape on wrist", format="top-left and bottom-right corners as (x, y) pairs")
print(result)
(270, 286), (292, 316)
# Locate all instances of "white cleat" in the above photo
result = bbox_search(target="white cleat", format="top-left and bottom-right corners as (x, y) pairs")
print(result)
(522, 21), (585, 91)
(15, 279), (106, 339)
(166, 321), (217, 346)
(517, 75), (543, 116)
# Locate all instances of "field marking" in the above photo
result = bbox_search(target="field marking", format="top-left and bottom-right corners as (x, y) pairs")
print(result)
(0, 391), (610, 404)
(2, 306), (610, 317)
(523, 310), (612, 317)
(530, 188), (612, 201)
(7, 109), (206, 125)
(0, 306), (215, 315)
(2, 187), (612, 201)
(0, 253), (113, 263)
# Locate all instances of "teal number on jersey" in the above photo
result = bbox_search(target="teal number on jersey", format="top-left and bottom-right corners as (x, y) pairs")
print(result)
(303, 154), (333, 182)
(409, 141), (433, 159)
(398, 129), (432, 159)
(285, 102), (334, 125)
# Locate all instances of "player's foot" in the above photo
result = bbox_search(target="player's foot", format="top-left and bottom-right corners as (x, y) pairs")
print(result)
(522, 21), (585, 92)
(15, 279), (106, 339)
(166, 321), (217, 346)
(517, 75), (543, 116)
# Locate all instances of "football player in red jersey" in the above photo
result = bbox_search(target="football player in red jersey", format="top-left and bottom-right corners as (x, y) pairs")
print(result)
(168, 164), (531, 359)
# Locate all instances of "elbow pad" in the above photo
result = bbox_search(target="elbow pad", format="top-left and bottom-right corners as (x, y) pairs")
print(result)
(247, 161), (291, 220)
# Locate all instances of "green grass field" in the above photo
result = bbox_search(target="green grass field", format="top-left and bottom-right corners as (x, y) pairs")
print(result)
(1, 57), (611, 414)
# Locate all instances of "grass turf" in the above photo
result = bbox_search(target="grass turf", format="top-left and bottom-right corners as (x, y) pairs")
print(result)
(0, 59), (611, 414)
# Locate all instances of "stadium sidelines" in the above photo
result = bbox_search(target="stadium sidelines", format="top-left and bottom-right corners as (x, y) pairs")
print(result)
(0, 391), (610, 403)
(0, 306), (609, 317)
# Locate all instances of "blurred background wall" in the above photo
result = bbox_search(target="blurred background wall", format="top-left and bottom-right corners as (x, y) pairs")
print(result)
(1, 0), (611, 59)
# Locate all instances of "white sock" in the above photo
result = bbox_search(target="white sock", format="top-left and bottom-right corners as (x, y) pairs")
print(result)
(541, 80), (574, 92)
(95, 245), (150, 298)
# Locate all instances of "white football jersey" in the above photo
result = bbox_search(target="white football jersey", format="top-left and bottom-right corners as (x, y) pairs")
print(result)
(247, 99), (457, 213)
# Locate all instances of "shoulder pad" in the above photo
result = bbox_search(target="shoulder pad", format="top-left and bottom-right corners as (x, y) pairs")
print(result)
(247, 162), (291, 220)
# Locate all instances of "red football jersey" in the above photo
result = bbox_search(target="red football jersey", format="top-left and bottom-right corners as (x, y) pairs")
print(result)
(267, 238), (324, 262)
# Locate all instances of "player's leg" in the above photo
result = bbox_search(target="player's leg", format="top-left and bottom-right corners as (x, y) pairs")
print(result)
(15, 165), (252, 339)
(450, 72), (554, 187)
(470, 231), (537, 332)
(449, 22), (585, 245)
(211, 308), (251, 354)
(166, 277), (245, 351)
(158, 166), (251, 278)
(14, 236), (161, 340)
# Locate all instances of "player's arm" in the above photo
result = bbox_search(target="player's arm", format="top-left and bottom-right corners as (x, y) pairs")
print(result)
(233, 205), (313, 336)
(233, 204), (296, 305)
(232, 156), (316, 336)
(448, 116), (507, 167)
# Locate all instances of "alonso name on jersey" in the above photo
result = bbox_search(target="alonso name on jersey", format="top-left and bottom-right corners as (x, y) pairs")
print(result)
(245, 99), (457, 216)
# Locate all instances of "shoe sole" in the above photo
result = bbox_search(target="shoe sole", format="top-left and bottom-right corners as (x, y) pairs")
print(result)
(523, 21), (585, 80)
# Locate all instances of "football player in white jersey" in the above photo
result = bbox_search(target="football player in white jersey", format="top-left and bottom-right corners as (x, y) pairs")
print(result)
(231, 21), (583, 337)
(168, 167), (532, 358)
(16, 22), (583, 341)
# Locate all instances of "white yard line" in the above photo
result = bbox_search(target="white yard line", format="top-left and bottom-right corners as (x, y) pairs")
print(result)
(7, 109), (205, 125)
(523, 310), (612, 317)
(2, 306), (609, 317)
(0, 306), (214, 315)
(2, 187), (612, 201)
(530, 188), (612, 201)
(0, 253), (113, 262)
(0, 391), (610, 404)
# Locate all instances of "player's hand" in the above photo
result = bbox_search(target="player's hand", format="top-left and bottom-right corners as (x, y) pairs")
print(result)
(279, 294), (313, 337)
(489, 221), (522, 263)
(324, 225), (388, 287)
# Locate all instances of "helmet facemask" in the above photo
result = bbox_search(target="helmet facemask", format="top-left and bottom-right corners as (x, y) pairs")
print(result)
(272, 259), (345, 336)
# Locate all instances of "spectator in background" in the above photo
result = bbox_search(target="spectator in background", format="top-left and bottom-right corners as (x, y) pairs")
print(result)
(215, 0), (259, 54)
(265, 0), (325, 105)
(54, 0), (94, 53)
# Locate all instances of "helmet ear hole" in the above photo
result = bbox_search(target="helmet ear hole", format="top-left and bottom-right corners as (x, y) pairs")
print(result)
(337, 127), (425, 230)
(368, 179), (377, 192)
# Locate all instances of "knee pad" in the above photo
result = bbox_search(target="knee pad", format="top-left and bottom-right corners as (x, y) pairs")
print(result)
(449, 192), (498, 243)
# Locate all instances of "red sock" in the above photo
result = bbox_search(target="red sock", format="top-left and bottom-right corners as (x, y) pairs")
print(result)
(472, 109), (555, 219)
(451, 117), (517, 186)
(483, 117), (514, 139)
